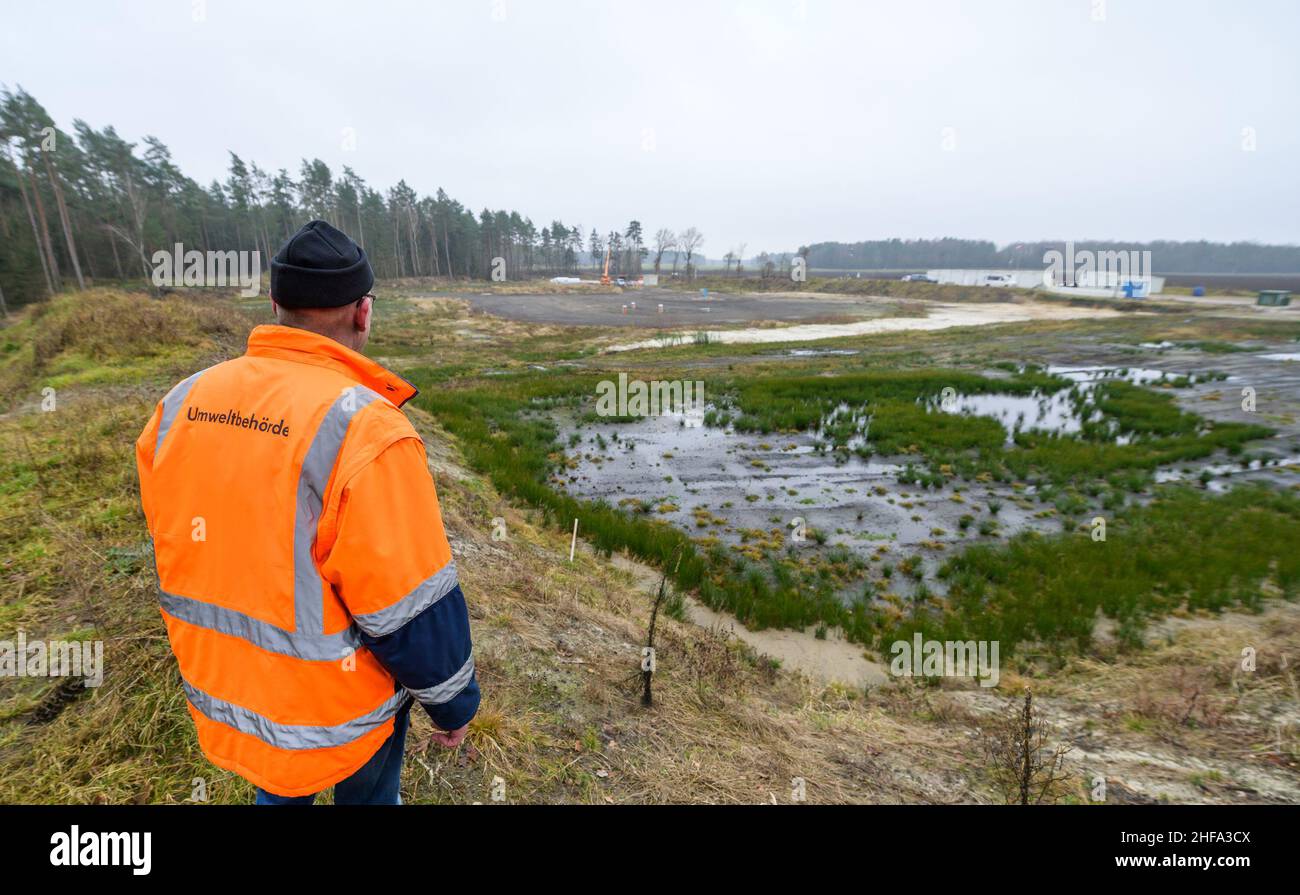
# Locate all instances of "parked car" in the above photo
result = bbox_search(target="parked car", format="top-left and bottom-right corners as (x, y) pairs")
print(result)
(902, 274), (937, 283)
(983, 273), (1016, 288)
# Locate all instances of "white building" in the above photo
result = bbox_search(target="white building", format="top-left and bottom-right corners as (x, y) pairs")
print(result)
(927, 268), (1165, 297)
(928, 269), (1047, 288)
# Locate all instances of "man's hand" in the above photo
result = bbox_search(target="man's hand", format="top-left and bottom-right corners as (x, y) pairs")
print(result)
(429, 724), (469, 749)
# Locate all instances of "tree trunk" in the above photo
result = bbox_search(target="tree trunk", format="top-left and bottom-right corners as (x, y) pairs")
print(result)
(121, 170), (150, 290)
(15, 163), (55, 295)
(78, 211), (99, 281)
(430, 218), (441, 277)
(43, 149), (85, 289)
(392, 208), (403, 278)
(28, 168), (62, 290)
(407, 206), (421, 275)
(108, 223), (124, 278)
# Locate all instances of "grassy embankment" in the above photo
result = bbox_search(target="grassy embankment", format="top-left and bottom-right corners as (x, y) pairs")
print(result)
(0, 290), (249, 802)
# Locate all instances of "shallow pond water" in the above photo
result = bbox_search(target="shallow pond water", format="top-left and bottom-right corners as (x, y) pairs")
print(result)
(926, 390), (1098, 442)
(552, 361), (1295, 604)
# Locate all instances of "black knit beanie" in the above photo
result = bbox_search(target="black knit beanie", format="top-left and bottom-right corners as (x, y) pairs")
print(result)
(270, 220), (374, 308)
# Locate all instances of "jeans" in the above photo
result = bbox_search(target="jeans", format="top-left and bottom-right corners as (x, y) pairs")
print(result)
(255, 704), (410, 805)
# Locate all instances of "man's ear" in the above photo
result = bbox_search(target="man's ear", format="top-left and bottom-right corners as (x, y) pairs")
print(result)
(353, 297), (372, 332)
(269, 297), (281, 321)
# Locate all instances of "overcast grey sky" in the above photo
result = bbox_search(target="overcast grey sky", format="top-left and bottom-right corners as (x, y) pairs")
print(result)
(5, 0), (1297, 255)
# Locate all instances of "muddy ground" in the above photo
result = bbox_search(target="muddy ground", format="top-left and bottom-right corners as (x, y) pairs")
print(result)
(459, 287), (895, 328)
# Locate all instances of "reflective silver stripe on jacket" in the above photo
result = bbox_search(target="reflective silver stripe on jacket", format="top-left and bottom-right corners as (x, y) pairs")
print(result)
(407, 654), (475, 706)
(293, 385), (383, 636)
(154, 368), (208, 457)
(156, 383), (385, 661)
(352, 562), (459, 638)
(183, 678), (409, 751)
(160, 590), (360, 661)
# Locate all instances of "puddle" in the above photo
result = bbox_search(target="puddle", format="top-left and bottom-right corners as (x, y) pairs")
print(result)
(1262, 353), (1300, 362)
(803, 364), (1224, 455)
(915, 364), (1200, 444)
(784, 348), (861, 358)
(816, 403), (872, 452)
(1045, 364), (1217, 386)
(1155, 455), (1300, 492)
(554, 409), (1065, 583)
(927, 391), (1097, 442)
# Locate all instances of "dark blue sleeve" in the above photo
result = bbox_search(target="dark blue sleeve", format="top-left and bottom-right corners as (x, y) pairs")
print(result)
(359, 584), (480, 731)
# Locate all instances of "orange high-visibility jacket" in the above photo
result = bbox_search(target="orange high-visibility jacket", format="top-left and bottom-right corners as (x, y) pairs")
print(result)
(137, 325), (479, 796)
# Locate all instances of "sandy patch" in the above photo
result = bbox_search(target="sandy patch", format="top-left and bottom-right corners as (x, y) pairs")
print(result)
(604, 301), (1132, 352)
(686, 598), (890, 688)
(606, 551), (886, 687)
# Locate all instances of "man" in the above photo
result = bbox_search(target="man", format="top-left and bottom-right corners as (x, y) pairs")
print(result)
(136, 220), (478, 804)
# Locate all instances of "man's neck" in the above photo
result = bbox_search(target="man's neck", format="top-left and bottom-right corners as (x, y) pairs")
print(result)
(276, 320), (359, 352)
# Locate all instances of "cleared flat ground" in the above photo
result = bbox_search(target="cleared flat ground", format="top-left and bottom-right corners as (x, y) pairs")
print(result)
(457, 287), (890, 328)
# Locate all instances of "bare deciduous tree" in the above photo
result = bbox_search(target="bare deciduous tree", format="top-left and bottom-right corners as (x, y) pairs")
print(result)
(678, 227), (703, 280)
(652, 228), (675, 275)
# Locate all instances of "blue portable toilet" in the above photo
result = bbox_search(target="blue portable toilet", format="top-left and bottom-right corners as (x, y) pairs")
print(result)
(1121, 280), (1151, 299)
(1192, 286), (1206, 297)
